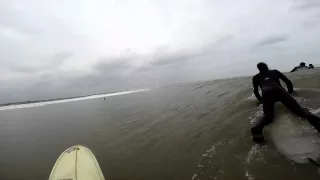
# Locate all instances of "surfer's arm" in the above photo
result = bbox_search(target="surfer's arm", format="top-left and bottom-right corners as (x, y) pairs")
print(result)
(291, 67), (297, 72)
(252, 78), (262, 102)
(278, 70), (293, 94)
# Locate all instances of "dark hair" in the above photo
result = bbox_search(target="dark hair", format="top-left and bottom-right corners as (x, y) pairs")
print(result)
(300, 62), (306, 66)
(257, 62), (269, 71)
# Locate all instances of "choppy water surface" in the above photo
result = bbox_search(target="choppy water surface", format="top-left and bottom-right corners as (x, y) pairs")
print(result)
(0, 69), (319, 180)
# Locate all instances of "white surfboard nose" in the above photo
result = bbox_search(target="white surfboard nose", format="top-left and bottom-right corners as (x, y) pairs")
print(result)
(49, 145), (105, 180)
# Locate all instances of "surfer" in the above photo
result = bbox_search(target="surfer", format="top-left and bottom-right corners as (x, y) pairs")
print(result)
(291, 62), (308, 72)
(251, 62), (320, 144)
(309, 64), (314, 69)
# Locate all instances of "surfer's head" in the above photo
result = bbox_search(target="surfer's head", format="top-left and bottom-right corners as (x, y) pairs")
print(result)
(257, 62), (269, 72)
(300, 62), (306, 66)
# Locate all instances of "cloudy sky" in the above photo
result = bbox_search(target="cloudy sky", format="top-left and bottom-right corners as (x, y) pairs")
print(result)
(1, 0), (320, 103)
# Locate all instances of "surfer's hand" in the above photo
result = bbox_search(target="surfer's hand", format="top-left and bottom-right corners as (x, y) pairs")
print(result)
(288, 90), (293, 95)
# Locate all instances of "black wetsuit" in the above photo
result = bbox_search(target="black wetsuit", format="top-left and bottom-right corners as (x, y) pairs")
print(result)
(291, 65), (308, 72)
(251, 70), (320, 141)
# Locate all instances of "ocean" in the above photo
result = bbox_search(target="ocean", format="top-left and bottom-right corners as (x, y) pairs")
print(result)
(0, 69), (319, 180)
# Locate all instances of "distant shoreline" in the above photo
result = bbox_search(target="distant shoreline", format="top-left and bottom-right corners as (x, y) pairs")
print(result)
(2, 67), (319, 107)
(0, 89), (148, 107)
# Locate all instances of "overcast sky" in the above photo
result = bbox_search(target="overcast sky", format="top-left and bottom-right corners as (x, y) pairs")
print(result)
(1, 0), (320, 103)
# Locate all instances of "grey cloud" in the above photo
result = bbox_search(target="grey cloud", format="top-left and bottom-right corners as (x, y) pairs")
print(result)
(91, 51), (195, 76)
(5, 52), (72, 73)
(93, 48), (203, 75)
(134, 51), (203, 74)
(0, 7), (41, 35)
(0, 20), (41, 35)
(73, 49), (208, 90)
(5, 64), (38, 73)
(60, 60), (145, 97)
(210, 35), (234, 46)
(148, 35), (234, 67)
(306, 12), (320, 19)
(300, 19), (320, 29)
(256, 35), (289, 46)
(292, 0), (320, 10)
(93, 58), (131, 74)
(316, 12), (320, 17)
(290, 0), (320, 29)
(151, 51), (198, 66)
(50, 52), (73, 66)
(78, 57), (136, 88)
(136, 66), (151, 73)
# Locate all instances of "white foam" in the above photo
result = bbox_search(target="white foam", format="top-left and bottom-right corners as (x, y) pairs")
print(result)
(0, 89), (151, 111)
(202, 144), (217, 158)
(311, 108), (320, 114)
(249, 105), (263, 125)
(246, 93), (256, 100)
(191, 174), (198, 180)
(294, 88), (320, 92)
(245, 170), (255, 180)
(244, 145), (268, 180)
(246, 87), (320, 103)
(192, 142), (223, 180)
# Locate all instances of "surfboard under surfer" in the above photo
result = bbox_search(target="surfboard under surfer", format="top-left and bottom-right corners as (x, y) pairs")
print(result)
(251, 62), (320, 144)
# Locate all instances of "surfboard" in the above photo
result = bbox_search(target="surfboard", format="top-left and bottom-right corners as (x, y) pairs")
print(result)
(268, 112), (320, 163)
(49, 145), (105, 180)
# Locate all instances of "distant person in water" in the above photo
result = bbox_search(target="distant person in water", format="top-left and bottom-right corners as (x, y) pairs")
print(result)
(251, 62), (320, 144)
(291, 62), (308, 72)
(309, 64), (315, 69)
